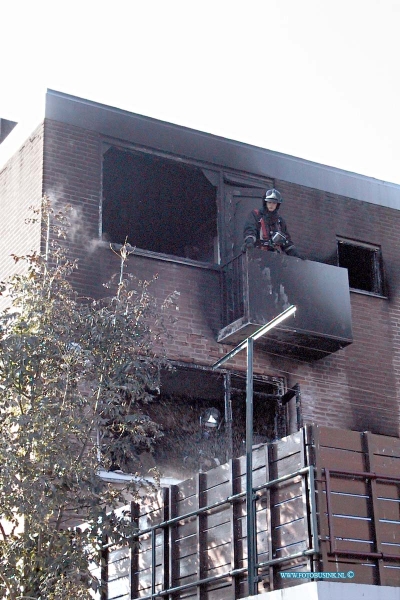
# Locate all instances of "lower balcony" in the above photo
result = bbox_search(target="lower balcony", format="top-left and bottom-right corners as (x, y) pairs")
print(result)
(100, 425), (400, 599)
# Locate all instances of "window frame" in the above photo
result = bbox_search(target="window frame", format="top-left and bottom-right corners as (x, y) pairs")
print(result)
(101, 142), (220, 265)
(337, 236), (385, 297)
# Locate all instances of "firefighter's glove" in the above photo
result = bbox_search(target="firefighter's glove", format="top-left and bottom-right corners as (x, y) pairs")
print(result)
(242, 237), (255, 252)
(286, 245), (305, 259)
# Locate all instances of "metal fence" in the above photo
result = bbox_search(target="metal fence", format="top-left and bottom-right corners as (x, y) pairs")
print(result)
(221, 253), (245, 327)
(313, 426), (400, 586)
(101, 425), (400, 598)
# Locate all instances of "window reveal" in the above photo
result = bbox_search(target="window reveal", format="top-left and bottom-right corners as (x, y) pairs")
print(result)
(102, 146), (218, 263)
(337, 238), (384, 295)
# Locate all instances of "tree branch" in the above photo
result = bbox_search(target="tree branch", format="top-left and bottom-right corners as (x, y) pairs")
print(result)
(0, 568), (17, 600)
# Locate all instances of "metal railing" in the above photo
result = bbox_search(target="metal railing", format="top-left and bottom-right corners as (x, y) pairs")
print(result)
(104, 465), (317, 599)
(324, 467), (400, 561)
(100, 426), (400, 596)
(221, 253), (245, 326)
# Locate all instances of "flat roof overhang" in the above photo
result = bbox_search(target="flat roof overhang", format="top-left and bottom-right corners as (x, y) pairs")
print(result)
(44, 88), (400, 210)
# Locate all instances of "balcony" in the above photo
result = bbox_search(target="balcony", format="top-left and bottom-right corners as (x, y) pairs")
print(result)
(101, 425), (400, 598)
(218, 249), (353, 361)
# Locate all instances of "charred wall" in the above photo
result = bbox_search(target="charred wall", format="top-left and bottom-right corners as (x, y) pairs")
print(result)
(42, 119), (102, 295)
(39, 116), (400, 438)
(268, 180), (400, 437)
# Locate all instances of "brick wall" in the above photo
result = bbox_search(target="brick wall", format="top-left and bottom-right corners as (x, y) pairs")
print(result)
(274, 180), (400, 436)
(40, 119), (400, 438)
(42, 119), (102, 292)
(0, 123), (43, 283)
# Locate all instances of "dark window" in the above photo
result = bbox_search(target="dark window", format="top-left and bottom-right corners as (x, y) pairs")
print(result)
(102, 146), (218, 263)
(337, 238), (384, 295)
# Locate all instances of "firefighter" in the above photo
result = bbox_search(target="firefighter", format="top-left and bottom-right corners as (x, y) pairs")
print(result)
(243, 188), (302, 257)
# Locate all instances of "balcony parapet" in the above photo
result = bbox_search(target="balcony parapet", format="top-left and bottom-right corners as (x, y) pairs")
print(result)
(218, 249), (353, 361)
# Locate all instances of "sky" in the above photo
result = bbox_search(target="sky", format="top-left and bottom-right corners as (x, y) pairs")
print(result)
(2, 0), (400, 184)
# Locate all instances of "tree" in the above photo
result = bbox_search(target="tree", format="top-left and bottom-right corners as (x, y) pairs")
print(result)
(0, 200), (175, 599)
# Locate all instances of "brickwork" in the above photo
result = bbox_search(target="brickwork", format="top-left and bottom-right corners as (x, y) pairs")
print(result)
(0, 123), (43, 283)
(42, 119), (102, 292)
(3, 115), (400, 438)
(274, 180), (400, 435)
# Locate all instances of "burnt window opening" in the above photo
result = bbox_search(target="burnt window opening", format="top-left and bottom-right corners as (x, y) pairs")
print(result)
(102, 146), (218, 263)
(229, 374), (286, 455)
(337, 238), (384, 295)
(142, 367), (285, 481)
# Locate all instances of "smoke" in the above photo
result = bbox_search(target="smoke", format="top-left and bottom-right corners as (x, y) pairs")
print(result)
(87, 237), (106, 255)
(65, 205), (87, 245)
(45, 193), (107, 256)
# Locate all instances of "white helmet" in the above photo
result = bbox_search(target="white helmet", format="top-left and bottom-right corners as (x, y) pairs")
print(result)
(264, 188), (282, 203)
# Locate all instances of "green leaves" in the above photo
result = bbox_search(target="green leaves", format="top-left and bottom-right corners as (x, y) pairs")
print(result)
(0, 200), (170, 599)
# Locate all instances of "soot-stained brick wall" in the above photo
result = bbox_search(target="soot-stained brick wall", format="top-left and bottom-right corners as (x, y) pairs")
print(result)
(43, 119), (102, 293)
(272, 180), (400, 436)
(40, 118), (400, 437)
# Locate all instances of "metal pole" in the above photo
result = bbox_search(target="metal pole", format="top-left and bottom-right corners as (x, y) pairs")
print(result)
(211, 305), (296, 596)
(212, 305), (296, 370)
(246, 337), (257, 596)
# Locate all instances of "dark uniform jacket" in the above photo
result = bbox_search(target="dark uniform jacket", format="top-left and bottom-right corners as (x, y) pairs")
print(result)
(243, 205), (301, 257)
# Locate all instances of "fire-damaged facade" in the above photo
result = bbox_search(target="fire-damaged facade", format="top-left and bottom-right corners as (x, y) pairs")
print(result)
(2, 90), (400, 599)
